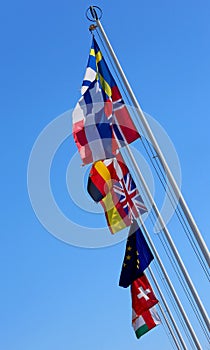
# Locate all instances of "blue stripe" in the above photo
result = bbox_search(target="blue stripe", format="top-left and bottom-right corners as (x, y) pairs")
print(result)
(82, 80), (92, 90)
(95, 109), (113, 158)
(97, 59), (116, 89)
(87, 54), (97, 71)
(84, 90), (93, 115)
(112, 123), (125, 142)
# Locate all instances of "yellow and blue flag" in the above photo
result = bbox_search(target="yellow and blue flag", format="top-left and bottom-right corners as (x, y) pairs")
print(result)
(72, 37), (140, 165)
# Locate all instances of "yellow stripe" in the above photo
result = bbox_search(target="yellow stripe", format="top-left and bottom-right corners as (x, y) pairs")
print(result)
(99, 74), (112, 97)
(95, 51), (102, 63)
(94, 161), (112, 190)
(90, 48), (95, 57)
(89, 49), (102, 64)
(89, 49), (110, 94)
(102, 193), (127, 234)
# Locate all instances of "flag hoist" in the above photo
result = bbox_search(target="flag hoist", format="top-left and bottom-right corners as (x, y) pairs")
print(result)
(71, 6), (209, 349)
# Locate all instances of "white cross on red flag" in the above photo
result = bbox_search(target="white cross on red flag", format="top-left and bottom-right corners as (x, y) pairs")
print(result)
(131, 273), (159, 317)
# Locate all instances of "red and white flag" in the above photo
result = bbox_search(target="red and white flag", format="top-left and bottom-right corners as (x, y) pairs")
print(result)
(131, 274), (159, 316)
(132, 306), (161, 339)
(72, 38), (140, 165)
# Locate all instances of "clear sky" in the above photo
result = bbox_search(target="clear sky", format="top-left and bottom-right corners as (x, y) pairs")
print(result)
(1, 0), (210, 349)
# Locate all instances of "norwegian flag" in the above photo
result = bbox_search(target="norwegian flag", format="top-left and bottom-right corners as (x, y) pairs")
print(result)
(72, 37), (140, 165)
(113, 172), (147, 221)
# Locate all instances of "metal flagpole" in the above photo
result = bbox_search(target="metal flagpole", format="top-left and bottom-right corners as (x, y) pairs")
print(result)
(157, 302), (182, 350)
(87, 5), (209, 331)
(147, 267), (188, 350)
(125, 145), (210, 332)
(88, 6), (210, 267)
(138, 217), (202, 350)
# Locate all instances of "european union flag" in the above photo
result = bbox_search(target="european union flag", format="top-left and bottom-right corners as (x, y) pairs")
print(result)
(119, 220), (154, 288)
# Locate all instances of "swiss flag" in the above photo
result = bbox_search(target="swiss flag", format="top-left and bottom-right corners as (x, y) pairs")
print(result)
(131, 274), (158, 316)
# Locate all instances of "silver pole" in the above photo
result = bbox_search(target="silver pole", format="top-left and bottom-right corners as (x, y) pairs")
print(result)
(157, 302), (182, 350)
(93, 10), (209, 267)
(138, 217), (202, 350)
(147, 267), (186, 350)
(126, 146), (210, 332)
(89, 9), (210, 332)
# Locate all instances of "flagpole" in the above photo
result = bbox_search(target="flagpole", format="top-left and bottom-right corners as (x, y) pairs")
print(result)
(88, 6), (209, 267)
(125, 145), (210, 333)
(138, 217), (202, 350)
(147, 267), (188, 350)
(157, 302), (182, 350)
(87, 5), (209, 332)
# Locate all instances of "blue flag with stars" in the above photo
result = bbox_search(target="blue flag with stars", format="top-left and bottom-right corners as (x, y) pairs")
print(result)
(119, 220), (154, 288)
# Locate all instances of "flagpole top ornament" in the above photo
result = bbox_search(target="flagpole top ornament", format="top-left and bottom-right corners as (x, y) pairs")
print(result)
(86, 6), (103, 22)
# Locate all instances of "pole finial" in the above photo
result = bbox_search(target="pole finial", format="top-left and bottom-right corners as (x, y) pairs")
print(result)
(86, 6), (102, 22)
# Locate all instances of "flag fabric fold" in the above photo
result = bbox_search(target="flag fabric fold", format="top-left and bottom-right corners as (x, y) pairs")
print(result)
(87, 155), (147, 234)
(132, 306), (161, 339)
(87, 154), (128, 202)
(119, 220), (154, 287)
(73, 33), (159, 342)
(72, 37), (140, 165)
(131, 274), (159, 316)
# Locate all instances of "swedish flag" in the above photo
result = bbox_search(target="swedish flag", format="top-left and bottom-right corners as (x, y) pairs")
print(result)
(72, 37), (140, 165)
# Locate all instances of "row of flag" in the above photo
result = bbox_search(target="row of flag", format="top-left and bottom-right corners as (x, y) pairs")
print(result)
(72, 36), (161, 338)
(120, 221), (161, 337)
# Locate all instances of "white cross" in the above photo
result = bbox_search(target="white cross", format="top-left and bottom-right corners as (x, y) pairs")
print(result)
(137, 286), (151, 301)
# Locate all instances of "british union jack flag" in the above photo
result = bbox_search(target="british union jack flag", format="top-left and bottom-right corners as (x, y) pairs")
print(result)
(113, 172), (147, 221)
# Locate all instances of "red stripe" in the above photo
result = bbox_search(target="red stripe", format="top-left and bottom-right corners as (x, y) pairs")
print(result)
(73, 121), (93, 164)
(104, 100), (112, 118)
(120, 178), (139, 218)
(112, 190), (131, 225)
(111, 85), (121, 101)
(89, 165), (108, 198)
(114, 106), (140, 143)
(142, 309), (157, 330)
(79, 145), (93, 165)
(73, 121), (89, 146)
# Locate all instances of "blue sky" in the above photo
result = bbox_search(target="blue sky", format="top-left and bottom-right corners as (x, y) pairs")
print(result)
(1, 1), (210, 349)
